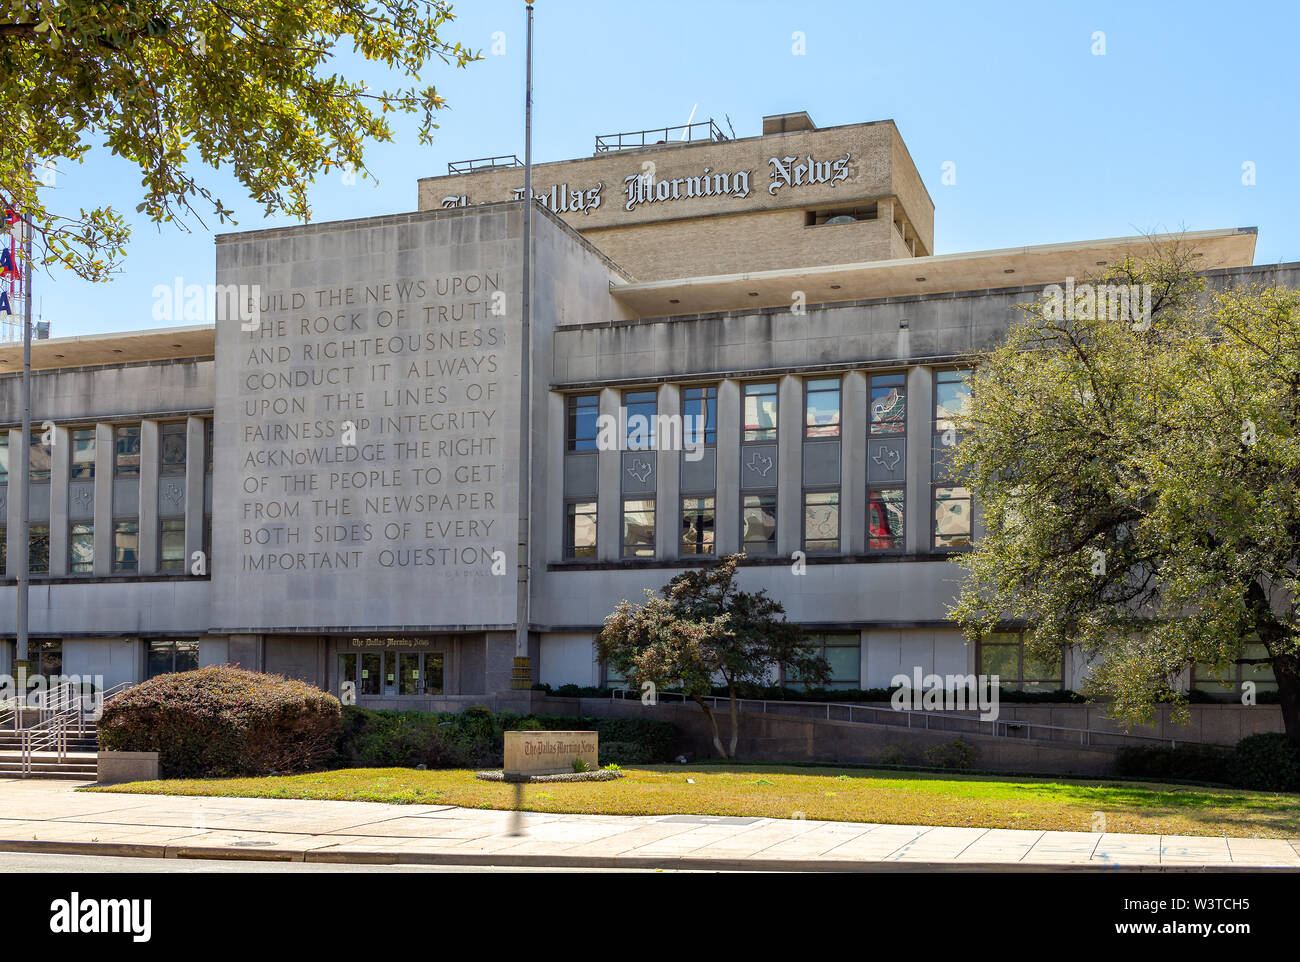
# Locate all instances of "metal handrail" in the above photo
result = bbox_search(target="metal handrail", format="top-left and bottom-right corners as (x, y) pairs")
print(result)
(609, 688), (1182, 748)
(447, 154), (523, 174)
(20, 713), (68, 774)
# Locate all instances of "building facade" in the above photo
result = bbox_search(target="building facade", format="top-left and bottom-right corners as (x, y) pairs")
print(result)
(0, 112), (1283, 706)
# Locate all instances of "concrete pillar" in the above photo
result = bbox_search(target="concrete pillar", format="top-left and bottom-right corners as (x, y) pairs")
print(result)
(656, 383), (681, 560)
(841, 371), (867, 554)
(184, 417), (206, 575)
(596, 387), (621, 561)
(48, 425), (71, 576)
(93, 423), (113, 576)
(715, 379), (741, 554)
(5, 429), (21, 577)
(905, 366), (934, 553)
(138, 420), (159, 573)
(777, 375), (802, 556)
(543, 393), (565, 562)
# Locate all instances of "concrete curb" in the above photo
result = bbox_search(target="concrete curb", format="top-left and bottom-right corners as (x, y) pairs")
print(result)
(1, 838), (1298, 872)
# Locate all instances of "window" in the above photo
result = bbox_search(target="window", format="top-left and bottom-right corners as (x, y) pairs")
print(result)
(28, 524), (49, 574)
(114, 425), (141, 478)
(160, 422), (187, 474)
(204, 419), (214, 472)
(806, 204), (877, 226)
(787, 633), (861, 690)
(933, 486), (972, 548)
(360, 652), (382, 695)
(566, 394), (600, 451)
(804, 377), (841, 438)
(621, 497), (655, 558)
(113, 520), (139, 573)
(30, 434), (50, 482)
(743, 382), (778, 442)
(682, 385), (718, 445)
(742, 494), (777, 554)
(146, 639), (199, 679)
(398, 651), (446, 695)
(933, 369), (974, 549)
(935, 368), (972, 433)
(977, 631), (1063, 692)
(70, 428), (95, 480)
(30, 640), (62, 678)
(681, 496), (715, 555)
(159, 518), (186, 572)
(0, 433), (7, 483)
(337, 653), (358, 699)
(623, 390), (657, 450)
(870, 373), (906, 435)
(70, 522), (93, 574)
(203, 514), (212, 570)
(565, 501), (597, 559)
(803, 491), (840, 553)
(868, 488), (905, 550)
(0, 526), (5, 575)
(1193, 641), (1277, 697)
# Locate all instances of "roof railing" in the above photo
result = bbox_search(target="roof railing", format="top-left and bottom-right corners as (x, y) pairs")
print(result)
(595, 119), (729, 153)
(446, 154), (524, 175)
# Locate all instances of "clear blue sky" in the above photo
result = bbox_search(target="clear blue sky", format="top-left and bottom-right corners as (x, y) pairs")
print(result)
(32, 0), (1300, 337)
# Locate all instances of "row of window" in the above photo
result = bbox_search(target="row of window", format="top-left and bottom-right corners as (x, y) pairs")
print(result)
(563, 370), (971, 559)
(566, 374), (911, 451)
(0, 420), (213, 484)
(567, 488), (933, 559)
(17, 638), (198, 681)
(0, 516), (210, 576)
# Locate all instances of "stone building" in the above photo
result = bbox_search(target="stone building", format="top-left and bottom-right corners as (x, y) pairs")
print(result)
(0, 112), (1281, 706)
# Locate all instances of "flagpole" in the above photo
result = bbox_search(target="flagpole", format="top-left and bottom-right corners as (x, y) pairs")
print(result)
(512, 3), (534, 689)
(15, 160), (33, 695)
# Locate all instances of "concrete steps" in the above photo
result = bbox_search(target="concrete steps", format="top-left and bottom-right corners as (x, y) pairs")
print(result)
(0, 723), (101, 778)
(0, 750), (99, 780)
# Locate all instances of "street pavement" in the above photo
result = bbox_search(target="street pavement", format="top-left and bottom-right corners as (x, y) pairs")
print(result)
(0, 778), (1296, 872)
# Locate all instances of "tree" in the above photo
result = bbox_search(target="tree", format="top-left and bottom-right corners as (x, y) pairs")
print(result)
(951, 245), (1300, 743)
(0, 0), (478, 281)
(596, 554), (830, 758)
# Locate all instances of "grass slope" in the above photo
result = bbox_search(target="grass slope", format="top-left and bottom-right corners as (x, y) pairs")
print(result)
(87, 763), (1300, 838)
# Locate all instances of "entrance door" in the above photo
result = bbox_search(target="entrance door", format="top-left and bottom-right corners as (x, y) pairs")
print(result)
(360, 652), (382, 696)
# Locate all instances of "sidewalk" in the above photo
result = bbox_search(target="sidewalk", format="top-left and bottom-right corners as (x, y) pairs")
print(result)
(0, 778), (1296, 872)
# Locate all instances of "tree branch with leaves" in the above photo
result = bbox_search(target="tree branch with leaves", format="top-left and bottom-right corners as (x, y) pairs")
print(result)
(0, 0), (479, 281)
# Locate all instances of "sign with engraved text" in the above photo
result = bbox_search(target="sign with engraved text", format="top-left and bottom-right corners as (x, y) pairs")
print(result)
(211, 212), (521, 631)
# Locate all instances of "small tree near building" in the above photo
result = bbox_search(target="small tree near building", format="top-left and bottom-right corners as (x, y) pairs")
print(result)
(596, 554), (829, 759)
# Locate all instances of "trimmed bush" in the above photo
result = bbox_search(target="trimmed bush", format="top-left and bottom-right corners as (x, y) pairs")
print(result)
(1113, 744), (1232, 784)
(1226, 733), (1300, 792)
(922, 739), (977, 769)
(98, 665), (343, 778)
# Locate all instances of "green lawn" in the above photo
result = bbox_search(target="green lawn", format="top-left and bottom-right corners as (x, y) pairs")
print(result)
(87, 763), (1300, 838)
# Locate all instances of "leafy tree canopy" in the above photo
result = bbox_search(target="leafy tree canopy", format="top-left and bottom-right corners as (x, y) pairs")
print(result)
(951, 246), (1300, 741)
(0, 0), (478, 280)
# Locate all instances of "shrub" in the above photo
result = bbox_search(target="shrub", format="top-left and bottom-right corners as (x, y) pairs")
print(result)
(922, 739), (977, 769)
(98, 665), (342, 778)
(1113, 744), (1232, 784)
(1227, 733), (1300, 792)
(599, 740), (653, 766)
(879, 745), (908, 766)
